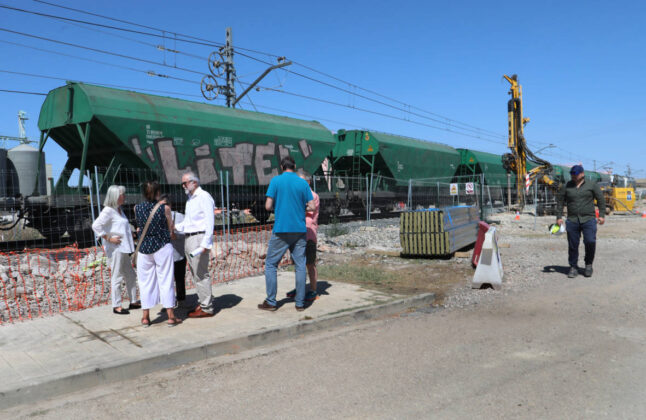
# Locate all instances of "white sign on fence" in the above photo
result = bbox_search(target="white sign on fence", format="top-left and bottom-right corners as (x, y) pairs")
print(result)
(465, 182), (474, 195)
(450, 183), (459, 196)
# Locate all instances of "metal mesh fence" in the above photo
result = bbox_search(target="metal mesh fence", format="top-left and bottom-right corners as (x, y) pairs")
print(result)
(0, 224), (288, 324)
(0, 165), (566, 323)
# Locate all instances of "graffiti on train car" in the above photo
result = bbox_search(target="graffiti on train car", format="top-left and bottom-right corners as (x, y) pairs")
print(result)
(129, 135), (315, 185)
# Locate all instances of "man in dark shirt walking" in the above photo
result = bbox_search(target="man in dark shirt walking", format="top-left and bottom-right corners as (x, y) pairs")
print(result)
(556, 165), (606, 278)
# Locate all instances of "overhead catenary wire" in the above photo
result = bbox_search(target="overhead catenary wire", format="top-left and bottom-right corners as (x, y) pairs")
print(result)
(0, 89), (46, 95)
(0, 4), (208, 62)
(235, 50), (507, 142)
(8, 3), (607, 167)
(0, 39), (199, 85)
(13, 2), (507, 140)
(256, 86), (506, 145)
(289, 60), (507, 139)
(0, 27), (208, 77)
(0, 69), (204, 98)
(0, 26), (505, 145)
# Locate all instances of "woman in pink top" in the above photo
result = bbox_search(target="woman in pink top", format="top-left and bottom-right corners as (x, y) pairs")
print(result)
(287, 172), (320, 302)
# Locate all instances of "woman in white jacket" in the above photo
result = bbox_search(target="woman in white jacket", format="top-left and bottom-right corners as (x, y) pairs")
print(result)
(92, 185), (140, 315)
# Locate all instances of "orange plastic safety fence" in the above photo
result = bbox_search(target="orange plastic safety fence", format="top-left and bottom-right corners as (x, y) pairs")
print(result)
(1, 225), (289, 324)
(0, 245), (114, 324)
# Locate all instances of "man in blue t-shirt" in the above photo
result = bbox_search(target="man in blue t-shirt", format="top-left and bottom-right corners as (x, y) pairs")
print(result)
(258, 156), (314, 312)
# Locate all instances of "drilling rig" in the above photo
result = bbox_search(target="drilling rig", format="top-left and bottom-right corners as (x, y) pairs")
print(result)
(501, 74), (558, 210)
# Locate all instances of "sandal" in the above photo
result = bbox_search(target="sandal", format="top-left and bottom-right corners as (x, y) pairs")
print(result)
(167, 317), (182, 327)
(141, 317), (151, 328)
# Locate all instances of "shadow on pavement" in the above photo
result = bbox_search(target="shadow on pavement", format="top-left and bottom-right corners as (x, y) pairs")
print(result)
(543, 265), (570, 275)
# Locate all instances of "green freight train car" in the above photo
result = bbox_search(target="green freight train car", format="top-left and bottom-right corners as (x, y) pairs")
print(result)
(455, 149), (509, 186)
(330, 129), (461, 211)
(31, 82), (336, 240)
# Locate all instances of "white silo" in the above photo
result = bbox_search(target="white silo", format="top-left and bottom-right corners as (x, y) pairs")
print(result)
(7, 144), (47, 196)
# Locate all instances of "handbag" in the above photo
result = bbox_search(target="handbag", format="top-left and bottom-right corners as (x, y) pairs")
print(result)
(131, 201), (164, 268)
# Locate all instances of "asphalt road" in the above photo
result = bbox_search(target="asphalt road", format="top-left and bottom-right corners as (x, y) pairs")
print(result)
(5, 219), (646, 419)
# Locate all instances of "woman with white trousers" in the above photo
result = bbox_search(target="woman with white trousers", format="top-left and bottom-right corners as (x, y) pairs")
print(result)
(92, 185), (140, 315)
(134, 181), (181, 327)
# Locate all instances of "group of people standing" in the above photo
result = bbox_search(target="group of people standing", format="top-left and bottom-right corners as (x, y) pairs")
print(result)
(92, 159), (321, 326)
(92, 171), (217, 327)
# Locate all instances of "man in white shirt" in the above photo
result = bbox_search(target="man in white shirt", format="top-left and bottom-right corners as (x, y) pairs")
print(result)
(175, 171), (216, 317)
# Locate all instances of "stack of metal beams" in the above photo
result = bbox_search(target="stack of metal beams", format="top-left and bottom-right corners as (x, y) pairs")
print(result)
(400, 206), (479, 257)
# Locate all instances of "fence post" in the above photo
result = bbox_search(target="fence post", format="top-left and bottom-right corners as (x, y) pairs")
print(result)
(226, 171), (230, 243)
(87, 170), (98, 248)
(94, 166), (101, 217)
(369, 172), (374, 222)
(219, 170), (226, 238)
(533, 181), (538, 230)
(507, 172), (512, 212)
(313, 174), (317, 193)
(365, 175), (369, 222)
(479, 173), (485, 221)
(436, 182), (440, 208)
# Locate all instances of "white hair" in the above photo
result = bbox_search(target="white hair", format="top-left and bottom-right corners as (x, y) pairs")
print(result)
(103, 185), (125, 209)
(183, 170), (200, 184)
(299, 170), (312, 184)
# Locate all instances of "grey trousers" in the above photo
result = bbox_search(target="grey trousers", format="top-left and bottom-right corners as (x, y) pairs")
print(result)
(185, 234), (213, 313)
(109, 251), (138, 308)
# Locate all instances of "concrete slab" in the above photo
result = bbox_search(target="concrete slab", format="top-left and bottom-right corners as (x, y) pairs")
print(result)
(0, 272), (434, 409)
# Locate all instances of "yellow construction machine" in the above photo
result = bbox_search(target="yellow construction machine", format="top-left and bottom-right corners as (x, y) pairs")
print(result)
(601, 177), (635, 214)
(502, 74), (558, 209)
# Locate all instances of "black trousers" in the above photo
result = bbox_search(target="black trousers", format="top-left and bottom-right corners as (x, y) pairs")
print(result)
(174, 258), (187, 301)
(566, 219), (597, 267)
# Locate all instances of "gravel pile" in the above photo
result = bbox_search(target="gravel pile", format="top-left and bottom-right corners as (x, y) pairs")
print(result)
(318, 218), (402, 251)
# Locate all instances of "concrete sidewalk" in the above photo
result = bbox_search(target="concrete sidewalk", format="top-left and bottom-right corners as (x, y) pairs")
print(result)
(0, 273), (434, 409)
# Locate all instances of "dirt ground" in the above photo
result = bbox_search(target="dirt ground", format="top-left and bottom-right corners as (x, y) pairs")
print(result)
(315, 202), (646, 307)
(316, 251), (473, 305)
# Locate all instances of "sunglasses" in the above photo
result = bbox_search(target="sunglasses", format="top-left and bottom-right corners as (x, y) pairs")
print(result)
(181, 180), (194, 187)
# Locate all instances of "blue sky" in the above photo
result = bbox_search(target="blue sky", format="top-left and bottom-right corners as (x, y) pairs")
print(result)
(1, 0), (644, 177)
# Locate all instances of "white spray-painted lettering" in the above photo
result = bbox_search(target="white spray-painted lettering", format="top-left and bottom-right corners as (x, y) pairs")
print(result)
(218, 143), (253, 185)
(135, 137), (314, 186)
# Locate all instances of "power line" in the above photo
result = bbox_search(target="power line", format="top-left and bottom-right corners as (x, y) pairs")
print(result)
(0, 38), (199, 85)
(0, 4), (207, 62)
(290, 60), (507, 139)
(0, 69), (204, 98)
(236, 50), (507, 142)
(31, 0), (220, 45)
(22, 2), (506, 140)
(257, 86), (507, 145)
(0, 89), (46, 95)
(0, 27), (206, 77)
(11, 4), (607, 166)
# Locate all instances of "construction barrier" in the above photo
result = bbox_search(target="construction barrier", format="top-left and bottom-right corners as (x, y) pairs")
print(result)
(0, 225), (288, 324)
(471, 221), (490, 267)
(472, 227), (504, 290)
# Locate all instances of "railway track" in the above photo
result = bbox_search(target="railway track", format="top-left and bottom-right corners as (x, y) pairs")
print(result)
(0, 237), (79, 253)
